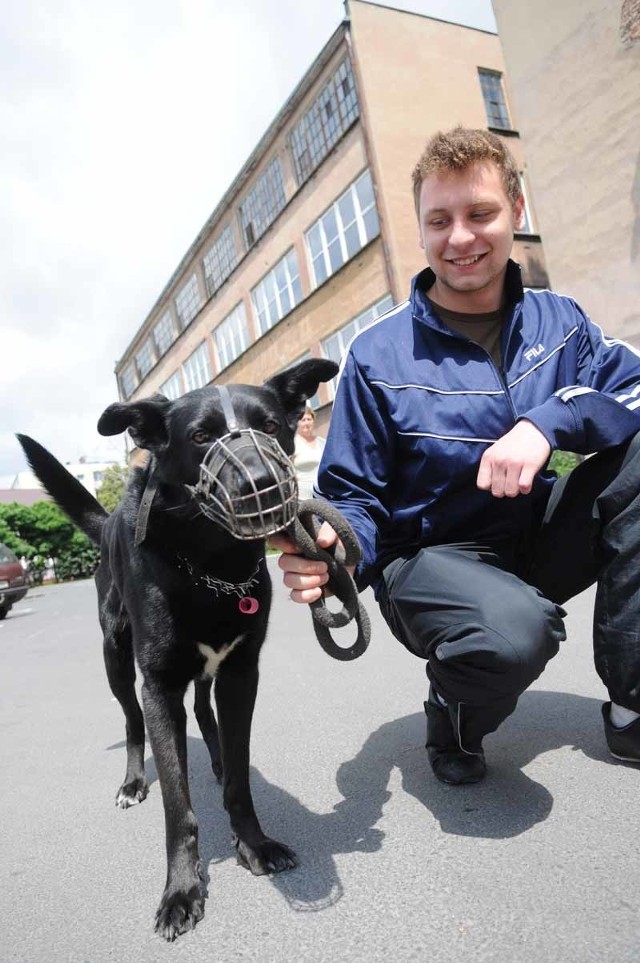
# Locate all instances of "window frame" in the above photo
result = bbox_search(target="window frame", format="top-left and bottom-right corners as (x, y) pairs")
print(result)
(250, 249), (303, 336)
(202, 224), (239, 297)
(289, 57), (360, 186)
(120, 363), (137, 400)
(238, 157), (287, 251)
(135, 338), (155, 378)
(153, 310), (175, 356)
(175, 274), (202, 330)
(478, 67), (512, 131)
(182, 341), (212, 392)
(213, 302), (251, 373)
(160, 370), (184, 401)
(321, 294), (394, 398)
(305, 169), (380, 289)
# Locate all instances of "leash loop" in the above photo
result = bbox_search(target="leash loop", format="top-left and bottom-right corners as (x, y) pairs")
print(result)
(287, 499), (371, 661)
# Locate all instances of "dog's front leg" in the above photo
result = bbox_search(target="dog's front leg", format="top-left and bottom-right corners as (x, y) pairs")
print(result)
(141, 679), (205, 941)
(215, 662), (297, 876)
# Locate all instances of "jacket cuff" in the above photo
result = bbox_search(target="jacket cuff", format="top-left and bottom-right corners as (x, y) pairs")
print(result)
(518, 396), (582, 451)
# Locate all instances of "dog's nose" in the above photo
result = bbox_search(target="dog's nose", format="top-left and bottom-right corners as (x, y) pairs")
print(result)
(196, 430), (297, 539)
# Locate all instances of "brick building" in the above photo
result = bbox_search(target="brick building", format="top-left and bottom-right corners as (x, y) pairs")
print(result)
(114, 0), (548, 443)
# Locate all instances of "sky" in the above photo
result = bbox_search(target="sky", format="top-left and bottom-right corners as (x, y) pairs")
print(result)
(1, 0), (497, 482)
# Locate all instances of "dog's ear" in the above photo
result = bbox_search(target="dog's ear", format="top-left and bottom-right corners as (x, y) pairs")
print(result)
(265, 359), (339, 429)
(97, 394), (172, 450)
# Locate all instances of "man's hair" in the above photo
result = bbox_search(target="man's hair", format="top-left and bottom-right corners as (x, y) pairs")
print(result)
(411, 126), (521, 215)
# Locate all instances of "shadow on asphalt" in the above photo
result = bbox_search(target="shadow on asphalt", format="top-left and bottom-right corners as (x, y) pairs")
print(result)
(104, 689), (617, 914)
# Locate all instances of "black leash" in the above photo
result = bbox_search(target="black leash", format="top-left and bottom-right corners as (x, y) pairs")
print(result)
(287, 498), (371, 661)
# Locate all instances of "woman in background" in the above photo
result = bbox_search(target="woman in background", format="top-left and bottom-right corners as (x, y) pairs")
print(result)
(293, 406), (326, 500)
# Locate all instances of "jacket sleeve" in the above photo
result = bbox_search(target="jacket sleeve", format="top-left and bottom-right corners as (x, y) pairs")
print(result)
(520, 301), (640, 453)
(314, 349), (394, 584)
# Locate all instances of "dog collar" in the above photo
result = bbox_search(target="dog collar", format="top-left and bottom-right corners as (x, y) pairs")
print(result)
(176, 554), (262, 608)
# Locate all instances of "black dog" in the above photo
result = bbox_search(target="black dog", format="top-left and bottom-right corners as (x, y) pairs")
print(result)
(17, 357), (337, 940)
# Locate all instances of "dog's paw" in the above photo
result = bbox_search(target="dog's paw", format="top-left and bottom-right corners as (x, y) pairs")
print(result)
(234, 836), (298, 876)
(154, 882), (205, 942)
(115, 776), (149, 809)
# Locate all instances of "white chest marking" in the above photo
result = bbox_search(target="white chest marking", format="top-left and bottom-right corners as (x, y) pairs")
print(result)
(198, 636), (243, 678)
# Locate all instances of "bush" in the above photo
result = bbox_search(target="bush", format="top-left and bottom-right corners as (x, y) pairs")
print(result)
(548, 450), (581, 478)
(0, 501), (99, 582)
(55, 544), (100, 581)
(97, 464), (128, 513)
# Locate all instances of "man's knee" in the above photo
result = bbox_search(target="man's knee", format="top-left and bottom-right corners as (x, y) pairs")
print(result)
(430, 590), (566, 703)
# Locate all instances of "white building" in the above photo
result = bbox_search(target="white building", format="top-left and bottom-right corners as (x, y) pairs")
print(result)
(9, 457), (121, 499)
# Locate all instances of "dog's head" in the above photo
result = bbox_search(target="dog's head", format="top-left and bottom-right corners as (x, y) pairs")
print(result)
(97, 358), (338, 538)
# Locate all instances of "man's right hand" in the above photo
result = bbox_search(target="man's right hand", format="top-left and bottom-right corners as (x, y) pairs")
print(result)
(269, 521), (352, 604)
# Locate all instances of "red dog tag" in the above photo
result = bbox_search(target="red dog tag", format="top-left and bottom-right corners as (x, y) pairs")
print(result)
(239, 596), (259, 615)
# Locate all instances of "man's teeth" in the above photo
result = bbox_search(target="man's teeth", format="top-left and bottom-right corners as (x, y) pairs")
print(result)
(452, 255), (482, 266)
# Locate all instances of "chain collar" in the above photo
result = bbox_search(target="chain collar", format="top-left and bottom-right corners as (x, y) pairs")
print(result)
(176, 555), (262, 598)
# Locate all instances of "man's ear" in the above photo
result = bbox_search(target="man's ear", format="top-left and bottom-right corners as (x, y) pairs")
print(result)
(513, 193), (526, 232)
(265, 358), (339, 430)
(97, 394), (171, 450)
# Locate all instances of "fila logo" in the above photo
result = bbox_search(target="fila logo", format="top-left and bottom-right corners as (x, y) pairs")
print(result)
(525, 343), (545, 362)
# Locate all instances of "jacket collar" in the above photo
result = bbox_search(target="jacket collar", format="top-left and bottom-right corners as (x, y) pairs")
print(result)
(410, 258), (524, 331)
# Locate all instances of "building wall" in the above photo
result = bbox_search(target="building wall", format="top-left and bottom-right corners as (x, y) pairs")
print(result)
(115, 3), (551, 448)
(349, 0), (548, 296)
(133, 119), (383, 406)
(492, 0), (640, 342)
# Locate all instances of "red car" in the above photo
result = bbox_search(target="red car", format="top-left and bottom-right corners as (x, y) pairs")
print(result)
(0, 542), (29, 619)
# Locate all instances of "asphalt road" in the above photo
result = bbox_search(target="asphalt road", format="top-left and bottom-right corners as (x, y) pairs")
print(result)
(1, 564), (639, 963)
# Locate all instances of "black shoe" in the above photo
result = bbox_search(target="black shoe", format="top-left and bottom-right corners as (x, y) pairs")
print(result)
(602, 702), (640, 763)
(424, 690), (486, 785)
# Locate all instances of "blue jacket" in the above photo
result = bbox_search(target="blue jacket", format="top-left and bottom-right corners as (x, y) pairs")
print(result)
(317, 260), (640, 593)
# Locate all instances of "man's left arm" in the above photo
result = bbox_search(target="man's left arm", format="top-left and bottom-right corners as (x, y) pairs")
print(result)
(521, 303), (640, 454)
(478, 302), (640, 497)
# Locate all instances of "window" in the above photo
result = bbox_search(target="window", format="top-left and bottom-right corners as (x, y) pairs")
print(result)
(203, 225), (238, 297)
(183, 342), (212, 391)
(213, 302), (251, 372)
(175, 274), (202, 329)
(322, 294), (394, 397)
(238, 157), (287, 250)
(251, 250), (303, 336)
(135, 338), (155, 378)
(160, 371), (184, 400)
(289, 58), (360, 185)
(478, 68), (512, 131)
(153, 311), (175, 356)
(305, 170), (379, 288)
(120, 363), (137, 400)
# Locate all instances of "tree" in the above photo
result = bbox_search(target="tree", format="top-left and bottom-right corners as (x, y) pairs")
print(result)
(0, 501), (99, 581)
(96, 464), (128, 513)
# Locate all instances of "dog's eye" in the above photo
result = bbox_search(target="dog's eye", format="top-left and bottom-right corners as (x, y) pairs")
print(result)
(263, 419), (279, 435)
(192, 430), (211, 445)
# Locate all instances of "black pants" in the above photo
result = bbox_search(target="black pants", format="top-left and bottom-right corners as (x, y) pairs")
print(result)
(379, 433), (640, 751)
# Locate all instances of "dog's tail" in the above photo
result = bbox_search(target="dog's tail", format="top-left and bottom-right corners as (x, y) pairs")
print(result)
(16, 434), (108, 545)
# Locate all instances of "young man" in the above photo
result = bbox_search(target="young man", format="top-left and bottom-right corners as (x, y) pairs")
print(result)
(271, 127), (640, 785)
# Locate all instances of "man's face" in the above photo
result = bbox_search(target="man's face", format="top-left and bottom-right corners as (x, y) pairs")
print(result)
(417, 161), (524, 311)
